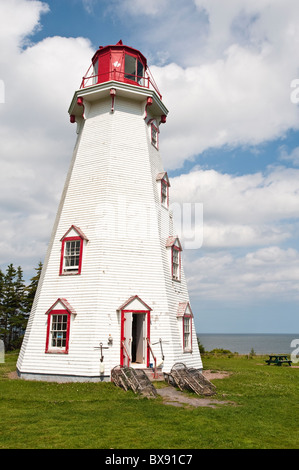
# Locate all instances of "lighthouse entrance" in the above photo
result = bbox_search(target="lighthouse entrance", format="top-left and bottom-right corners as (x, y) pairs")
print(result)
(120, 308), (150, 368)
(131, 313), (146, 364)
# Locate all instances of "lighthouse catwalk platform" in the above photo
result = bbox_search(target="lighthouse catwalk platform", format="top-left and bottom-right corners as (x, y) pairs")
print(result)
(17, 41), (202, 382)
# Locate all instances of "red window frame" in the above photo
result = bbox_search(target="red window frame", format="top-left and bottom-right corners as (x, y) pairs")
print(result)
(45, 309), (71, 354)
(59, 236), (83, 275)
(172, 245), (181, 281)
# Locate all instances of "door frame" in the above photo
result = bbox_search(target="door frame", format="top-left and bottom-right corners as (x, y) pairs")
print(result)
(120, 309), (151, 367)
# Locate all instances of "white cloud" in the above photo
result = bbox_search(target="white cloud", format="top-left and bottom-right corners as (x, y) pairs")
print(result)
(0, 0), (94, 275)
(280, 146), (299, 166)
(109, 0), (299, 168)
(155, 39), (299, 168)
(185, 246), (299, 301)
(1, 0), (299, 321)
(170, 166), (299, 248)
(82, 0), (96, 14)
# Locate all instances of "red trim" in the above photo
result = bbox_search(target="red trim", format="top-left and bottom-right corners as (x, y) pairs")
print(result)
(166, 236), (182, 250)
(45, 298), (77, 316)
(144, 96), (153, 120)
(120, 308), (151, 367)
(60, 225), (88, 242)
(147, 311), (151, 366)
(45, 309), (71, 354)
(59, 236), (84, 276)
(80, 41), (162, 99)
(120, 310), (127, 366)
(117, 295), (152, 312)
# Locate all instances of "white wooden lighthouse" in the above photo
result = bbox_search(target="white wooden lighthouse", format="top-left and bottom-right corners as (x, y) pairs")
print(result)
(17, 41), (202, 382)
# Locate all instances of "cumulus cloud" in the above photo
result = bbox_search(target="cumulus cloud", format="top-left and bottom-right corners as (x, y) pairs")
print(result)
(184, 246), (299, 301)
(1, 0), (299, 324)
(110, 0), (299, 168)
(170, 166), (299, 248)
(280, 146), (299, 166)
(0, 0), (94, 275)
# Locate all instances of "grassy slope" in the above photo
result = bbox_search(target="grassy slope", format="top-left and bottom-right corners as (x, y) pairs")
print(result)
(0, 352), (298, 449)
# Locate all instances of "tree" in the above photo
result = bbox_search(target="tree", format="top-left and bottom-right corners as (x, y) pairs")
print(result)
(0, 261), (43, 350)
(24, 261), (43, 313)
(0, 264), (26, 350)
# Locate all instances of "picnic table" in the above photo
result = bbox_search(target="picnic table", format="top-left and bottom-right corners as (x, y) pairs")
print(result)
(265, 354), (292, 366)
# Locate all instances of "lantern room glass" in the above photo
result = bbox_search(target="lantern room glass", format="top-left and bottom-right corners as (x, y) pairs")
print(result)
(124, 54), (144, 85)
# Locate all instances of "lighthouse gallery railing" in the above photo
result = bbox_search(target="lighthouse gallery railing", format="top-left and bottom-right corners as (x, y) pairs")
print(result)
(80, 69), (162, 100)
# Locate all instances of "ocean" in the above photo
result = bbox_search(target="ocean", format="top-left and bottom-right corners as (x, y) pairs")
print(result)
(197, 333), (299, 355)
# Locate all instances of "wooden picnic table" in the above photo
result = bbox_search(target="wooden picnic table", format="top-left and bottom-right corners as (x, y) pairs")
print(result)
(265, 354), (292, 366)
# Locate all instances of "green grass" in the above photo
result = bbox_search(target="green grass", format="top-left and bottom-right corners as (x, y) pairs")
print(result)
(1, 352), (299, 449)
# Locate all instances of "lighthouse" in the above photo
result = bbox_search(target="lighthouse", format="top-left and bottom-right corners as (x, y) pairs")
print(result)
(17, 41), (202, 382)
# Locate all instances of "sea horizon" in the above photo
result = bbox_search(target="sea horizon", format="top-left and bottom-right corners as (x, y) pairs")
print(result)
(197, 333), (299, 355)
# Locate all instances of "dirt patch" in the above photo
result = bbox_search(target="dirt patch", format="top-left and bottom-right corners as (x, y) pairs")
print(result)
(7, 371), (19, 379)
(157, 369), (234, 408)
(202, 369), (231, 380)
(156, 387), (234, 408)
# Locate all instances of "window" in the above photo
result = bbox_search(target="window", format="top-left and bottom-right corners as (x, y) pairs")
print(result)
(49, 313), (69, 348)
(60, 237), (82, 274)
(156, 172), (170, 208)
(161, 180), (168, 206)
(45, 299), (76, 354)
(151, 123), (158, 149)
(172, 246), (181, 281)
(177, 302), (193, 352)
(124, 54), (144, 85)
(64, 239), (81, 272)
(59, 225), (88, 276)
(166, 236), (182, 281)
(46, 310), (70, 353)
(183, 316), (191, 350)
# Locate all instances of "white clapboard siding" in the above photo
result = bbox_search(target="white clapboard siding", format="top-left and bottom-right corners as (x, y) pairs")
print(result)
(17, 77), (202, 381)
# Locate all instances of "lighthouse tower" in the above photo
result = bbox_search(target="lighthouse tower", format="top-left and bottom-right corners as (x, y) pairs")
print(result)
(17, 41), (202, 382)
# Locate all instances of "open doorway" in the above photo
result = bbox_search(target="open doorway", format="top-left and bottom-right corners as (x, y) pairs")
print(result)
(132, 313), (146, 364)
(121, 308), (150, 367)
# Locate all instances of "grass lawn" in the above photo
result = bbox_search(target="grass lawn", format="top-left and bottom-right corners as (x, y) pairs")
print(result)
(0, 351), (298, 449)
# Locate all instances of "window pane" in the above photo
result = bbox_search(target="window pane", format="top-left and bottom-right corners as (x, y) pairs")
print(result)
(137, 60), (144, 84)
(184, 317), (191, 349)
(64, 240), (81, 271)
(50, 314), (68, 348)
(125, 54), (136, 80)
(172, 248), (180, 279)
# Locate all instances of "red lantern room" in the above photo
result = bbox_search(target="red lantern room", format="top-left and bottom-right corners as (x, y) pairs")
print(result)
(81, 40), (161, 99)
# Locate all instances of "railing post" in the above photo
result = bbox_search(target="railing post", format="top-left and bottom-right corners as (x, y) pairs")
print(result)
(147, 338), (157, 379)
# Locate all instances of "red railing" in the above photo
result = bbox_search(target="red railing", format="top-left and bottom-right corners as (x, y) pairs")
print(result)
(80, 69), (162, 100)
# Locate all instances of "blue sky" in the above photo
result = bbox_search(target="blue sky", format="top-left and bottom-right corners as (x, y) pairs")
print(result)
(1, 0), (299, 334)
